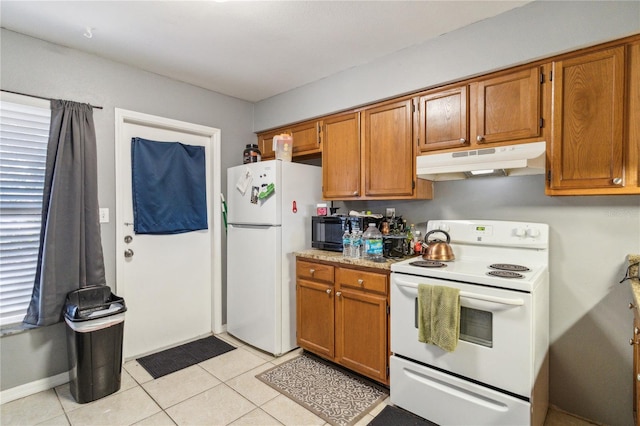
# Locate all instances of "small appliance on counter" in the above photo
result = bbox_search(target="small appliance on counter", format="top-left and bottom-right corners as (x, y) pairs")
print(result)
(383, 234), (410, 258)
(311, 213), (383, 252)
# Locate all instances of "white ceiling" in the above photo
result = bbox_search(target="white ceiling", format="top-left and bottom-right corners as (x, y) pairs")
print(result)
(1, 1), (532, 103)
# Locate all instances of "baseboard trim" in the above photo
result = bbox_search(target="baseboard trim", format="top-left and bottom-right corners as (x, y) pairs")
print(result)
(0, 371), (69, 404)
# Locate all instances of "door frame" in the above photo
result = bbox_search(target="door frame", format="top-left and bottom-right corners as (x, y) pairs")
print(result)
(114, 108), (223, 334)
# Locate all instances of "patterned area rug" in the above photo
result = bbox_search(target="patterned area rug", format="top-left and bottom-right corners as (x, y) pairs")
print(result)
(257, 353), (388, 426)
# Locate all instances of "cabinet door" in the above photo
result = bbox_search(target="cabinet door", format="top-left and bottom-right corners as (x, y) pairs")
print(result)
(257, 130), (279, 160)
(322, 112), (361, 199)
(296, 278), (335, 358)
(291, 121), (322, 156)
(550, 46), (625, 190)
(418, 85), (469, 152)
(474, 67), (541, 144)
(362, 99), (414, 197)
(335, 287), (387, 383)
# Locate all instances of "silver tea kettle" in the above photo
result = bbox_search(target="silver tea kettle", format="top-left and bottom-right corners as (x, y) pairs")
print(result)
(422, 230), (455, 262)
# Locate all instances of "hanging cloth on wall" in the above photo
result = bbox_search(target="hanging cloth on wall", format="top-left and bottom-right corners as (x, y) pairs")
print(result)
(131, 137), (208, 234)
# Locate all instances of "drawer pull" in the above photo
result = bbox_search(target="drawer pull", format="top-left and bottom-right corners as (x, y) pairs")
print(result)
(635, 327), (639, 335)
(358, 279), (364, 285)
(326, 288), (332, 295)
(309, 268), (315, 276)
(336, 291), (342, 297)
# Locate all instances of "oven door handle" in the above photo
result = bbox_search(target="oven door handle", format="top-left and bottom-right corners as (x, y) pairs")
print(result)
(394, 280), (525, 306)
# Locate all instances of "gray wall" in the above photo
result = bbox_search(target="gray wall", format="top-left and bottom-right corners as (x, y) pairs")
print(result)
(252, 2), (640, 425)
(255, 1), (640, 131)
(0, 29), (254, 391)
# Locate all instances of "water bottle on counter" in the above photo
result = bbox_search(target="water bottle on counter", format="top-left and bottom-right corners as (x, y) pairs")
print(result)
(351, 231), (362, 259)
(363, 223), (383, 261)
(342, 229), (351, 258)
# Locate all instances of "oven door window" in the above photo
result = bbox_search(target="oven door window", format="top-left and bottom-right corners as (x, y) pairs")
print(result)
(414, 300), (493, 348)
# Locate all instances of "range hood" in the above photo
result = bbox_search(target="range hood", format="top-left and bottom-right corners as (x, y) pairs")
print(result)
(416, 141), (546, 181)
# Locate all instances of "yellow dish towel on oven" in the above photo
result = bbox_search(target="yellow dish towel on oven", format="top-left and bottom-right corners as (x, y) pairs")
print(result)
(418, 284), (461, 352)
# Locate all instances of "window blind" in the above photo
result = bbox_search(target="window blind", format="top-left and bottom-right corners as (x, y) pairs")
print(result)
(0, 99), (50, 326)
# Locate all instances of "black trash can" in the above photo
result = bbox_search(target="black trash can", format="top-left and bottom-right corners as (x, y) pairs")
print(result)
(64, 285), (127, 404)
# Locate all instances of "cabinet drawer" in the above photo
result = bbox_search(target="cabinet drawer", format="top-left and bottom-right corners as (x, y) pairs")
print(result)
(336, 268), (387, 294)
(297, 260), (334, 283)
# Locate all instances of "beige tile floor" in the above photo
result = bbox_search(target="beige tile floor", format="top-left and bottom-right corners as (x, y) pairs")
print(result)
(1, 332), (597, 426)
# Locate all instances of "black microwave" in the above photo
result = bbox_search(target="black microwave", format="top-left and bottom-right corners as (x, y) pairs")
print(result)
(311, 216), (369, 252)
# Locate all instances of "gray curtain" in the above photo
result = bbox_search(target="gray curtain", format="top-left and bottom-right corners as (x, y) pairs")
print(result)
(24, 100), (106, 327)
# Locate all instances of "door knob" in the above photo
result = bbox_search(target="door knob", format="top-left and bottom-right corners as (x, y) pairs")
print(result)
(124, 249), (134, 258)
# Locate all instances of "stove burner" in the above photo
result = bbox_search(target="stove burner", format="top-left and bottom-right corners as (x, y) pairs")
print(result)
(487, 270), (525, 279)
(489, 263), (530, 272)
(409, 260), (448, 268)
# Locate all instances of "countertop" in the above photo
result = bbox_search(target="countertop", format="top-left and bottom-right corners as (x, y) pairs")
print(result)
(294, 249), (415, 271)
(628, 254), (640, 307)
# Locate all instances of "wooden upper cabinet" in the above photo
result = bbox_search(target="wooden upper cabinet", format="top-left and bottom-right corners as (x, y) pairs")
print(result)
(256, 119), (322, 160)
(417, 85), (469, 152)
(362, 99), (415, 198)
(549, 46), (625, 191)
(257, 130), (278, 160)
(472, 67), (542, 144)
(322, 112), (361, 199)
(290, 120), (322, 156)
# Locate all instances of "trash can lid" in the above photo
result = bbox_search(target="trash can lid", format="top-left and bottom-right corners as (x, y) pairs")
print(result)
(64, 286), (126, 322)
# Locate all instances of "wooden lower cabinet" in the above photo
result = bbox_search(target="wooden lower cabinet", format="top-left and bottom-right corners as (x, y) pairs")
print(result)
(296, 258), (389, 385)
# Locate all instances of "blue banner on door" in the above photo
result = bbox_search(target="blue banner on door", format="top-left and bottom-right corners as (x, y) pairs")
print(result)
(131, 137), (208, 234)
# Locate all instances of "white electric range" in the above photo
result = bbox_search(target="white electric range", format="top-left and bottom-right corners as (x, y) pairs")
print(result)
(390, 219), (549, 426)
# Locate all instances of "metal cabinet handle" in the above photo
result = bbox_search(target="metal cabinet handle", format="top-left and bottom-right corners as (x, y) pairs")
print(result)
(459, 138), (466, 143)
(630, 339), (636, 346)
(124, 249), (134, 258)
(357, 279), (364, 285)
(476, 135), (485, 142)
(309, 268), (315, 276)
(635, 327), (639, 335)
(353, 191), (359, 196)
(613, 177), (622, 185)
(326, 288), (332, 295)
(336, 291), (342, 297)
(630, 302), (636, 310)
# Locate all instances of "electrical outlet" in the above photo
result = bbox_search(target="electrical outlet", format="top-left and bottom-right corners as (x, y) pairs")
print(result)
(386, 207), (395, 218)
(99, 208), (109, 223)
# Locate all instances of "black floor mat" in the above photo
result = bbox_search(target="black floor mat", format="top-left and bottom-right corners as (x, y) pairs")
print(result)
(368, 405), (439, 426)
(136, 336), (235, 379)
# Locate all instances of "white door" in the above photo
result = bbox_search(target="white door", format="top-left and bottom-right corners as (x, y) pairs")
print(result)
(115, 109), (222, 359)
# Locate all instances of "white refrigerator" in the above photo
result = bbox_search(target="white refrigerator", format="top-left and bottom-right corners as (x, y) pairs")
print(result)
(226, 160), (322, 355)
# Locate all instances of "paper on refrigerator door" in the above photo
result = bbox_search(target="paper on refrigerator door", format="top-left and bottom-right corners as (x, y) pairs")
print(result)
(236, 167), (253, 195)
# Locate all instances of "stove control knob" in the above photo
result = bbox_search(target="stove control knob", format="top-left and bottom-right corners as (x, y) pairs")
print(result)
(514, 228), (526, 237)
(527, 228), (540, 238)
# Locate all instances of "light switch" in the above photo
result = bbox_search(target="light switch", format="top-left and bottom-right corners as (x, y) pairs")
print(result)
(99, 208), (109, 223)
